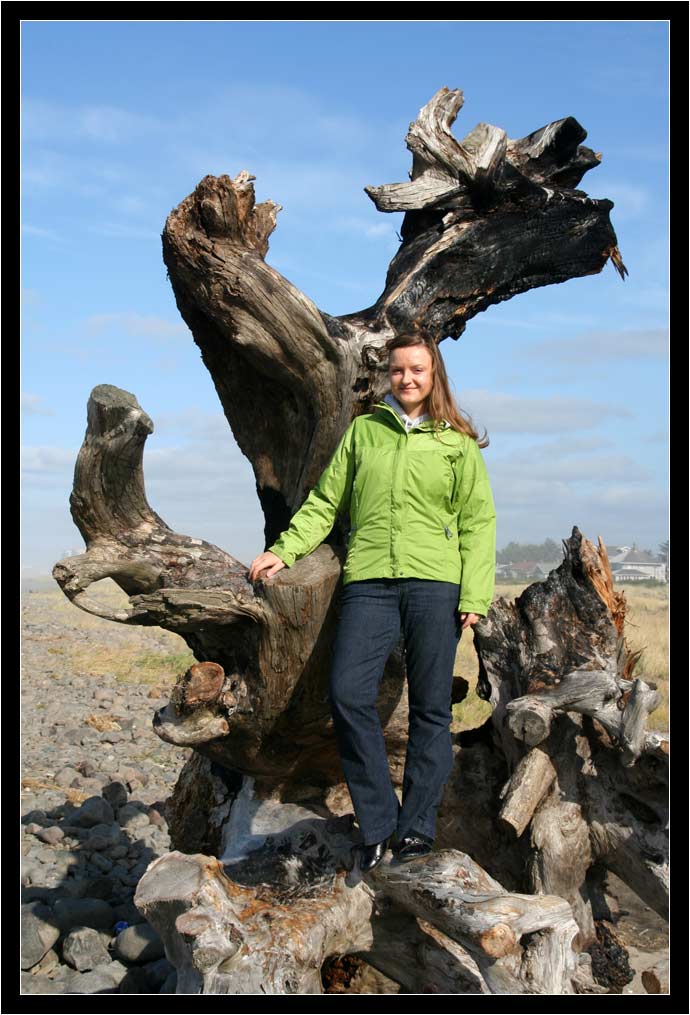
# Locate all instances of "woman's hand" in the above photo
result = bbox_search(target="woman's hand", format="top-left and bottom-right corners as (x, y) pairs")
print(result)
(459, 612), (482, 630)
(247, 551), (286, 583)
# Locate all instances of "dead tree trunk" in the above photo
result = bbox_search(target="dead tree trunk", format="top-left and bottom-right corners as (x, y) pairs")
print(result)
(51, 87), (665, 994)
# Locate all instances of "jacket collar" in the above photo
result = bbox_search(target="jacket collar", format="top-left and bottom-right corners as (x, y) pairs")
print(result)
(374, 393), (450, 432)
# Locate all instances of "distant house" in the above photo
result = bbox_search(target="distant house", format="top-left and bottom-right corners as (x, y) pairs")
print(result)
(535, 561), (562, 578)
(608, 548), (667, 582)
(605, 545), (632, 558)
(496, 561), (543, 580)
(495, 545), (666, 584)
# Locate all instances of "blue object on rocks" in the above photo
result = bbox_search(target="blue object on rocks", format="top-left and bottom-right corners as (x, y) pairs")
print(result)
(113, 920), (129, 934)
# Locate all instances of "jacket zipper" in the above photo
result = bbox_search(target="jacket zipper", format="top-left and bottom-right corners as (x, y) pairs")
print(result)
(390, 427), (406, 570)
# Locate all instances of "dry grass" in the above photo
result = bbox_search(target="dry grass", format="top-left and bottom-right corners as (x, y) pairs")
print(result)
(84, 713), (122, 732)
(617, 584), (669, 730)
(25, 577), (669, 731)
(69, 644), (195, 687)
(21, 777), (90, 805)
(452, 580), (669, 733)
(24, 578), (195, 686)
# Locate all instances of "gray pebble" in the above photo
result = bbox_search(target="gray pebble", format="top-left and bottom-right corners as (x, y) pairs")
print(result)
(20, 971), (69, 994)
(129, 860), (153, 879)
(29, 947), (60, 976)
(100, 731), (125, 744)
(21, 901), (61, 970)
(81, 835), (109, 852)
(51, 849), (81, 872)
(120, 766), (149, 787)
(63, 729), (85, 746)
(120, 966), (155, 992)
(113, 922), (165, 964)
(59, 824), (81, 836)
(102, 781), (129, 809)
(91, 853), (114, 873)
(32, 845), (59, 865)
(80, 877), (117, 900)
(65, 965), (120, 994)
(117, 804), (151, 831)
(62, 926), (112, 971)
(79, 777), (109, 796)
(54, 766), (82, 788)
(36, 825), (65, 845)
(160, 970), (178, 993)
(24, 809), (49, 825)
(47, 803), (76, 821)
(144, 956), (175, 990)
(53, 897), (115, 933)
(75, 796), (115, 828)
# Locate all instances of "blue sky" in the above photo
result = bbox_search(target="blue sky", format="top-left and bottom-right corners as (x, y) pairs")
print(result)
(21, 19), (669, 573)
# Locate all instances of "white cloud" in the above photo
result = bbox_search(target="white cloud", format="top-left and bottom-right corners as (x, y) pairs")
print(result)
(522, 327), (668, 364)
(23, 99), (165, 145)
(330, 215), (400, 241)
(21, 446), (76, 474)
(84, 221), (160, 241)
(457, 389), (632, 434)
(21, 393), (54, 417)
(21, 223), (64, 242)
(83, 313), (189, 343)
(511, 434), (614, 456)
(492, 450), (650, 486)
(591, 179), (651, 221)
(154, 410), (233, 443)
(470, 308), (602, 331)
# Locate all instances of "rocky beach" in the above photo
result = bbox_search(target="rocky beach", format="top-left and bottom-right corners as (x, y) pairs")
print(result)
(20, 577), (668, 995)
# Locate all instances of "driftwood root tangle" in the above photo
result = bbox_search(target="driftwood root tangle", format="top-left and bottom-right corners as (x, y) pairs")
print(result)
(51, 85), (663, 996)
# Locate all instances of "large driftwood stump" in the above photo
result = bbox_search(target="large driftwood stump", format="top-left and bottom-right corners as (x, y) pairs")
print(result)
(53, 87), (667, 993)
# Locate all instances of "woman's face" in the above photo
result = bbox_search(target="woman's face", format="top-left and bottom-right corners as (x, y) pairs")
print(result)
(389, 345), (434, 416)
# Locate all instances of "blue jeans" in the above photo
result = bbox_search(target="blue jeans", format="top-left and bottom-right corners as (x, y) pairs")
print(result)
(329, 578), (462, 846)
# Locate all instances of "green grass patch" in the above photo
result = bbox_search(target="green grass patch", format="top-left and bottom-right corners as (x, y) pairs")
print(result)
(118, 650), (196, 686)
(68, 643), (195, 686)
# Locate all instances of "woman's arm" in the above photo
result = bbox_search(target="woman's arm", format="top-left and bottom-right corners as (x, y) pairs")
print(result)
(266, 421), (357, 567)
(453, 438), (497, 617)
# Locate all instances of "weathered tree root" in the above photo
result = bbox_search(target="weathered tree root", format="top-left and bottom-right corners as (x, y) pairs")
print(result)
(135, 822), (583, 994)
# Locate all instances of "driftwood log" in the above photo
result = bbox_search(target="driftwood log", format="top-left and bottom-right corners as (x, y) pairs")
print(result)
(53, 87), (667, 994)
(641, 956), (669, 994)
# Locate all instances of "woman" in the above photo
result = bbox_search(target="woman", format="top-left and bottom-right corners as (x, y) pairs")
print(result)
(248, 327), (496, 872)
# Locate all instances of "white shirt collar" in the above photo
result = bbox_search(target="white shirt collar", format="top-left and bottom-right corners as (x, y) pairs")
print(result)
(383, 392), (449, 430)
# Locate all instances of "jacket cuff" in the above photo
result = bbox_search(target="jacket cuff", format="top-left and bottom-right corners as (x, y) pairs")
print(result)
(458, 601), (488, 617)
(267, 544), (296, 568)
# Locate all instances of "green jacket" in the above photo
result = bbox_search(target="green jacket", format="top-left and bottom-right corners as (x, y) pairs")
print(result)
(267, 400), (496, 615)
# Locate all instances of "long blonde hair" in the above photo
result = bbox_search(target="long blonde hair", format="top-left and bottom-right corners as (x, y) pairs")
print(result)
(384, 328), (489, 448)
